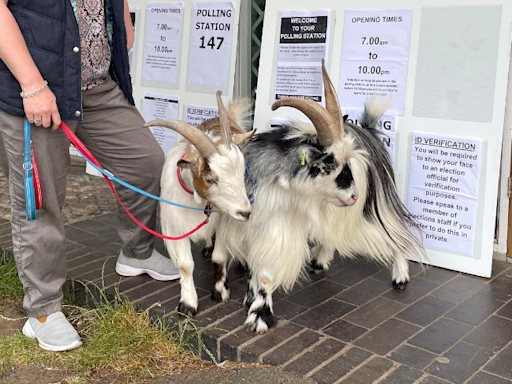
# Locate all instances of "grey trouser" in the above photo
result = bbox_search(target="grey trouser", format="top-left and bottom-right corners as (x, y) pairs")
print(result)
(0, 77), (164, 317)
(0, 123), (8, 176)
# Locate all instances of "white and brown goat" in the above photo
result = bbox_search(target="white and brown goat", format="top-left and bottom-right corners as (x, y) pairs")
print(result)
(144, 92), (255, 316)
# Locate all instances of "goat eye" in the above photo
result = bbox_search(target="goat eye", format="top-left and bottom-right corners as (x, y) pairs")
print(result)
(206, 178), (218, 185)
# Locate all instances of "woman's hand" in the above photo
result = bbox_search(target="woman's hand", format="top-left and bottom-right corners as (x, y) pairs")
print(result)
(22, 85), (61, 130)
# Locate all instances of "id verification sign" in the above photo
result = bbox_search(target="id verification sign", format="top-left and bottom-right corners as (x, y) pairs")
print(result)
(407, 133), (482, 258)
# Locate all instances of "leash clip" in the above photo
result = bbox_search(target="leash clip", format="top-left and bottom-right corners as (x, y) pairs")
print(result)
(204, 203), (213, 223)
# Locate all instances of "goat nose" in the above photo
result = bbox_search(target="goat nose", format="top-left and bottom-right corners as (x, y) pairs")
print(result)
(352, 195), (358, 202)
(238, 211), (251, 220)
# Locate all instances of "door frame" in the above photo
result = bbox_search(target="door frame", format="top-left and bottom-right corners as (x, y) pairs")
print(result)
(495, 42), (512, 257)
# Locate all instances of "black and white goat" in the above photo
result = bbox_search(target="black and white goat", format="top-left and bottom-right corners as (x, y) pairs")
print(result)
(307, 110), (425, 289)
(212, 63), (425, 333)
(273, 66), (426, 290)
(210, 68), (367, 333)
(144, 92), (255, 316)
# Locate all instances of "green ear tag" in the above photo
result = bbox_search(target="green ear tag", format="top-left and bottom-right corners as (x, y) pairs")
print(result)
(301, 149), (306, 166)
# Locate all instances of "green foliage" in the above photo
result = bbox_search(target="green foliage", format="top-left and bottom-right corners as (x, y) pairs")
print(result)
(0, 333), (54, 373)
(0, 250), (24, 302)
(0, 273), (210, 381)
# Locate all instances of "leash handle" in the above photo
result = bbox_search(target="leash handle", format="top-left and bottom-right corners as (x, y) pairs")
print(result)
(31, 142), (43, 210)
(60, 122), (208, 241)
(23, 118), (36, 220)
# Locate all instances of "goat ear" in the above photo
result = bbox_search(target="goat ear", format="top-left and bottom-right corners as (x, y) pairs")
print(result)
(196, 157), (210, 175)
(233, 129), (257, 147)
(302, 146), (324, 164)
(177, 153), (199, 170)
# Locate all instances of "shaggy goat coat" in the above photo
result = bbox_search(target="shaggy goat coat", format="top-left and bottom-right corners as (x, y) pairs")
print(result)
(214, 97), (425, 333)
(308, 103), (426, 287)
(158, 97), (253, 316)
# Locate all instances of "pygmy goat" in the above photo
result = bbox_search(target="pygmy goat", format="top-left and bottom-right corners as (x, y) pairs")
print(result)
(273, 69), (426, 290)
(212, 65), (369, 333)
(307, 110), (427, 290)
(144, 92), (255, 317)
(213, 62), (425, 333)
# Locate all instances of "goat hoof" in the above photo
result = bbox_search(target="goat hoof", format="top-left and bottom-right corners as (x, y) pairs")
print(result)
(211, 285), (230, 302)
(178, 301), (197, 317)
(262, 313), (277, 329)
(211, 289), (222, 302)
(246, 316), (276, 334)
(202, 246), (213, 258)
(392, 280), (408, 290)
(249, 310), (277, 333)
(309, 259), (327, 274)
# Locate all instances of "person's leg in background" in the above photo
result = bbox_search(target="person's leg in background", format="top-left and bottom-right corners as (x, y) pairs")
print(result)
(75, 77), (179, 280)
(0, 110), (82, 351)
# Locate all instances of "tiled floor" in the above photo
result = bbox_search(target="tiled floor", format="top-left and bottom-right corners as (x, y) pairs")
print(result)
(2, 213), (512, 384)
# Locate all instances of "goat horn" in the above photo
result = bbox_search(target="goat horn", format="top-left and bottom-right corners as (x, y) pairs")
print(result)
(216, 91), (232, 148)
(322, 59), (344, 138)
(271, 98), (337, 147)
(143, 120), (219, 158)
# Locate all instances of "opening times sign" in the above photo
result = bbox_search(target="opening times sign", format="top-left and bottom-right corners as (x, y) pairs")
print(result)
(407, 133), (482, 258)
(142, 2), (184, 84)
(338, 9), (413, 115)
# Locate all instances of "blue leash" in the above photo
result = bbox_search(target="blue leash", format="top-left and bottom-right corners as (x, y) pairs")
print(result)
(23, 118), (37, 221)
(75, 147), (215, 213)
(245, 159), (258, 204)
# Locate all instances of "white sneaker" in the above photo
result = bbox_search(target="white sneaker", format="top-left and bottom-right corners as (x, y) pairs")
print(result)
(22, 311), (82, 352)
(115, 249), (180, 281)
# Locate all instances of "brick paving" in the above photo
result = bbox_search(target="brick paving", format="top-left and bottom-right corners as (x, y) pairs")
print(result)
(2, 165), (512, 383)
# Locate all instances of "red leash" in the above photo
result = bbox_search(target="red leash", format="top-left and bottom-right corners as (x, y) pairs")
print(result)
(60, 122), (209, 241)
(177, 155), (194, 195)
(31, 142), (43, 209)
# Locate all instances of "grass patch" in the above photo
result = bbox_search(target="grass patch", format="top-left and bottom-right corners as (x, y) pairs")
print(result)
(0, 298), (208, 381)
(68, 294), (205, 379)
(0, 254), (212, 382)
(0, 250), (24, 303)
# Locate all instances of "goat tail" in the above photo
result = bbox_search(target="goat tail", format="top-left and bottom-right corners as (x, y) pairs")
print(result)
(228, 98), (253, 132)
(359, 95), (392, 129)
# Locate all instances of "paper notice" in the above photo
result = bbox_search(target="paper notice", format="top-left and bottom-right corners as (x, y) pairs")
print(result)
(407, 133), (481, 257)
(187, 2), (235, 88)
(338, 9), (413, 115)
(343, 108), (396, 163)
(270, 119), (291, 131)
(142, 2), (184, 84)
(184, 104), (218, 127)
(275, 10), (330, 102)
(142, 92), (179, 155)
